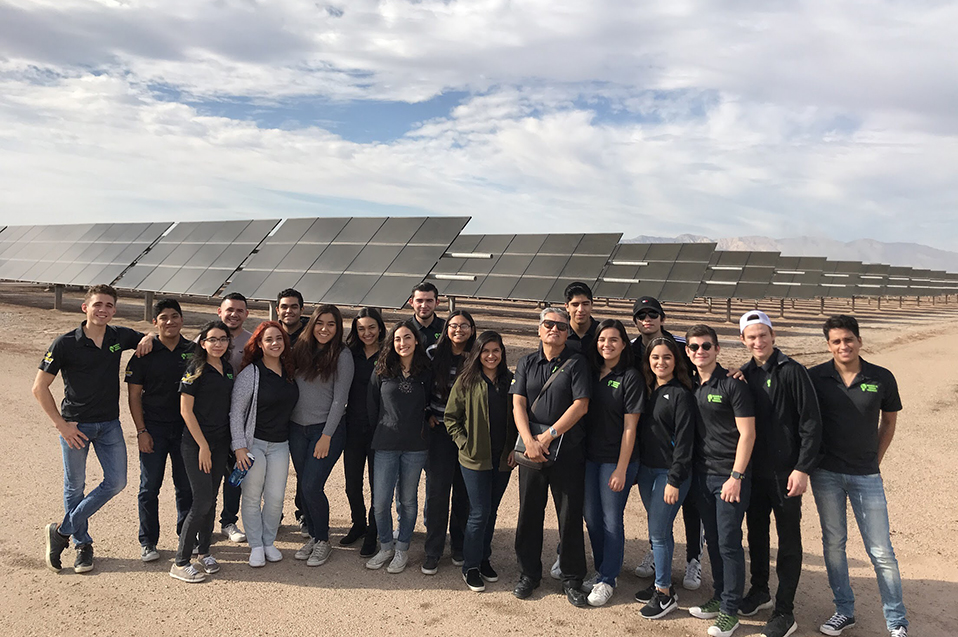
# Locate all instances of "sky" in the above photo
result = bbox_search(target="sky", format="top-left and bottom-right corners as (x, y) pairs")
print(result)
(1, 0), (957, 248)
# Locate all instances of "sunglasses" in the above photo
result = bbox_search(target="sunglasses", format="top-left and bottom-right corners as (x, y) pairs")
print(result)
(635, 310), (660, 320)
(687, 342), (714, 352)
(541, 320), (569, 332)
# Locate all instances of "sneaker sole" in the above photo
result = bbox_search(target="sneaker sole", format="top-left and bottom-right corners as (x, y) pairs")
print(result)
(265, 554), (283, 563)
(480, 573), (499, 583)
(690, 609), (722, 620)
(170, 570), (206, 583)
(708, 625), (740, 637)
(366, 555), (393, 570)
(141, 553), (160, 563)
(44, 524), (62, 572)
(642, 600), (679, 619)
(201, 563), (221, 574)
(74, 563), (93, 574)
(820, 623), (855, 636)
(386, 563), (407, 574)
(762, 622), (798, 637)
(463, 573), (485, 592)
(306, 555), (330, 567)
(421, 565), (438, 575)
(683, 578), (701, 590)
(740, 599), (774, 617)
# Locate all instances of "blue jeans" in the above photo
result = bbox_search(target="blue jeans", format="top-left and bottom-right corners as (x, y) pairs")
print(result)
(636, 465), (690, 590)
(138, 422), (191, 547)
(59, 419), (128, 546)
(811, 469), (908, 631)
(373, 450), (428, 551)
(696, 472), (751, 615)
(289, 424), (346, 542)
(583, 460), (640, 586)
(240, 438), (290, 549)
(459, 465), (511, 572)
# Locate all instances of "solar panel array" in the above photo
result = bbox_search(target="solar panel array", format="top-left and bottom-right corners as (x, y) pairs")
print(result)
(697, 251), (781, 299)
(594, 243), (715, 302)
(768, 256), (826, 299)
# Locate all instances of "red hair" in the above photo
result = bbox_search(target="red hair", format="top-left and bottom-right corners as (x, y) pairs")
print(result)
(241, 321), (296, 379)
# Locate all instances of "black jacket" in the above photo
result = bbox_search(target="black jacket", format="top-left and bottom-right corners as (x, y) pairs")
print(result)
(638, 378), (696, 487)
(740, 349), (823, 477)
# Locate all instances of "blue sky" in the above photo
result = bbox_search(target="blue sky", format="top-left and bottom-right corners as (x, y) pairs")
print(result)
(0, 1), (956, 248)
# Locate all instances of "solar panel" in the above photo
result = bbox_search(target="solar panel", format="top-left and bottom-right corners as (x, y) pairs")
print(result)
(817, 260), (864, 298)
(768, 256), (826, 299)
(696, 250), (778, 299)
(595, 242), (716, 302)
(855, 263), (890, 296)
(114, 220), (278, 296)
(884, 266), (913, 295)
(0, 223), (170, 287)
(429, 233), (621, 303)
(222, 216), (469, 308)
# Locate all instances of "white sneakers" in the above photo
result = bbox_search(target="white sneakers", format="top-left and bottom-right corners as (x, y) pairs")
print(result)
(635, 550), (655, 578)
(307, 541), (332, 567)
(366, 548), (395, 570)
(684, 558), (702, 590)
(222, 523), (246, 543)
(386, 549), (408, 573)
(264, 545), (282, 562)
(295, 538), (317, 560)
(588, 582), (614, 607)
(249, 546), (266, 567)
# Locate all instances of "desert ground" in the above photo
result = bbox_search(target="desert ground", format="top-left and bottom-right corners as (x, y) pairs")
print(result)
(2, 284), (957, 636)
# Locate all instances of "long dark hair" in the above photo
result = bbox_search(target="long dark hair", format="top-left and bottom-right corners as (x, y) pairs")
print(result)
(187, 320), (232, 376)
(292, 304), (344, 382)
(458, 330), (511, 392)
(376, 320), (431, 379)
(241, 320), (296, 379)
(430, 310), (476, 398)
(588, 318), (634, 374)
(346, 307), (386, 353)
(642, 336), (692, 391)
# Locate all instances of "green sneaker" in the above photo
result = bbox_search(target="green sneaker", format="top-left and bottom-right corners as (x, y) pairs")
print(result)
(690, 598), (722, 619)
(707, 612), (740, 637)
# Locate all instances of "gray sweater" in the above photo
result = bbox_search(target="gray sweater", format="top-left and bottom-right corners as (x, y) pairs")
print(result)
(291, 348), (354, 437)
(228, 362), (260, 452)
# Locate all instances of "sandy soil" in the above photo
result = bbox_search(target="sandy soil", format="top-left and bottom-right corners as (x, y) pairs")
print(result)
(2, 285), (957, 636)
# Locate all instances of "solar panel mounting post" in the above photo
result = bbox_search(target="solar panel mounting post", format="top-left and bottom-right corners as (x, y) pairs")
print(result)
(725, 298), (732, 323)
(268, 302), (276, 321)
(779, 298), (785, 318)
(820, 297), (825, 315)
(54, 285), (64, 311)
(144, 291), (154, 322)
(449, 296), (456, 312)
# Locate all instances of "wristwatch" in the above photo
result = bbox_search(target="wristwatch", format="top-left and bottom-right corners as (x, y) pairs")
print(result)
(730, 470), (744, 480)
(549, 426), (558, 438)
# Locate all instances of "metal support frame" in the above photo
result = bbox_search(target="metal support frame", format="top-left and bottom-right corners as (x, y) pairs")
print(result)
(449, 296), (457, 312)
(725, 298), (732, 324)
(53, 284), (64, 311)
(820, 297), (825, 315)
(143, 291), (154, 322)
(268, 301), (277, 321)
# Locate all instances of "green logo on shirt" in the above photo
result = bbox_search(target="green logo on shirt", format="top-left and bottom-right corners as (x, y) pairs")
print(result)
(608, 380), (621, 389)
(707, 394), (723, 403)
(860, 383), (878, 393)
(181, 353), (193, 360)
(227, 373), (234, 380)
(109, 344), (122, 353)
(766, 379), (771, 388)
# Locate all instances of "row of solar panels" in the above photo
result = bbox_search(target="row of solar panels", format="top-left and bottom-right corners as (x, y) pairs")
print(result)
(0, 219), (956, 308)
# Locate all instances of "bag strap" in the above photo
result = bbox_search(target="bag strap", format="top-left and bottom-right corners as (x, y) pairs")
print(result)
(529, 357), (575, 418)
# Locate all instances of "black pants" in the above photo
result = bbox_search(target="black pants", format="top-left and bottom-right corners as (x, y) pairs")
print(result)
(177, 435), (229, 566)
(515, 444), (586, 586)
(697, 472), (751, 616)
(682, 495), (703, 562)
(746, 475), (804, 614)
(343, 426), (377, 537)
(424, 426), (469, 559)
(218, 450), (241, 527)
(138, 422), (192, 547)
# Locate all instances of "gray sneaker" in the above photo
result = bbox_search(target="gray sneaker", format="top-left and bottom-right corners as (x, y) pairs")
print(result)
(222, 523), (246, 543)
(199, 555), (220, 574)
(386, 549), (408, 573)
(170, 562), (206, 583)
(295, 538), (317, 560)
(366, 548), (394, 570)
(141, 544), (160, 563)
(549, 555), (562, 580)
(307, 540), (332, 567)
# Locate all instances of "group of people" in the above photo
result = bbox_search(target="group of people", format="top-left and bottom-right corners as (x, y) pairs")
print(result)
(34, 280), (910, 637)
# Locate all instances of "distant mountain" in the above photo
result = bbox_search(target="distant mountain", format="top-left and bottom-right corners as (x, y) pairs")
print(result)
(625, 235), (958, 272)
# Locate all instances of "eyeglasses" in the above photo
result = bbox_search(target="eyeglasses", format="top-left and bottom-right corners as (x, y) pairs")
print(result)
(447, 323), (472, 332)
(635, 310), (660, 320)
(541, 320), (569, 332)
(687, 342), (714, 352)
(203, 337), (230, 344)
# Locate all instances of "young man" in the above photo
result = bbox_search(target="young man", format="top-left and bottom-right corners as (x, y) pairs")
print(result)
(35, 284), (145, 573)
(408, 282), (445, 349)
(277, 288), (309, 345)
(511, 307), (592, 608)
(216, 292), (251, 543)
(738, 310), (822, 637)
(564, 281), (599, 351)
(685, 324), (756, 637)
(629, 296), (704, 591)
(808, 315), (909, 637)
(125, 298), (194, 562)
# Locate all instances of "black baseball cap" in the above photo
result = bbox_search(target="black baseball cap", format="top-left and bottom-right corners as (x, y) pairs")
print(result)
(632, 296), (664, 318)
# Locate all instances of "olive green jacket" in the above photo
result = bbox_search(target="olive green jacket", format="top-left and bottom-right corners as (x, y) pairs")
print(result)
(444, 372), (517, 472)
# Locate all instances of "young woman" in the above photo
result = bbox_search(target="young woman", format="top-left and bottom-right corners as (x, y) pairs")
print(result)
(444, 331), (517, 592)
(635, 336), (696, 619)
(171, 321), (234, 583)
(288, 305), (354, 567)
(422, 310), (476, 574)
(342, 307), (386, 557)
(229, 321), (298, 568)
(365, 320), (433, 574)
(581, 319), (645, 606)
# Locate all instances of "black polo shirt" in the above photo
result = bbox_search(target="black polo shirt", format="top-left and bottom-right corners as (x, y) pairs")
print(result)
(809, 358), (902, 475)
(586, 365), (645, 463)
(510, 345), (592, 448)
(639, 378), (696, 486)
(39, 322), (145, 423)
(253, 361), (299, 442)
(179, 362), (235, 440)
(124, 336), (194, 427)
(567, 316), (600, 353)
(414, 315), (445, 350)
(694, 365), (755, 476)
(287, 317), (310, 346)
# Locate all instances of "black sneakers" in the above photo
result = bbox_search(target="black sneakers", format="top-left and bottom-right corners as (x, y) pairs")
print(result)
(820, 613), (856, 636)
(463, 568), (485, 592)
(479, 560), (499, 582)
(761, 613), (797, 637)
(739, 588), (773, 616)
(74, 544), (94, 574)
(634, 582), (656, 603)
(640, 585), (679, 619)
(44, 523), (70, 572)
(421, 555), (440, 575)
